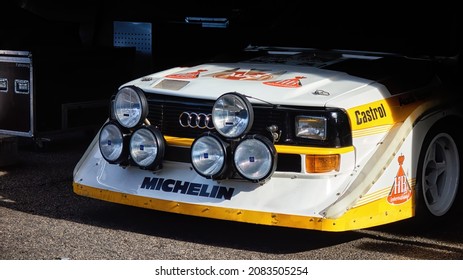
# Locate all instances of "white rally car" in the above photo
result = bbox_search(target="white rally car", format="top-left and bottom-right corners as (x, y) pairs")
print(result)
(72, 45), (462, 231)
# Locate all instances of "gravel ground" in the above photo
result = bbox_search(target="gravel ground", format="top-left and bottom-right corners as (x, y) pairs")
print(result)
(1, 135), (463, 260)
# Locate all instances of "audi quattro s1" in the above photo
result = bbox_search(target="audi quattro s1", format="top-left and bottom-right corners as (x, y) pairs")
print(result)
(71, 1), (462, 232)
(72, 43), (463, 232)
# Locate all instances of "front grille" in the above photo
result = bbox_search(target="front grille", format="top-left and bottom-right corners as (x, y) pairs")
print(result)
(145, 94), (289, 141)
(147, 97), (214, 139)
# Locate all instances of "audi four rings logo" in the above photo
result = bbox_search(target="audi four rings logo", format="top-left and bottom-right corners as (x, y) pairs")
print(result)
(179, 112), (214, 129)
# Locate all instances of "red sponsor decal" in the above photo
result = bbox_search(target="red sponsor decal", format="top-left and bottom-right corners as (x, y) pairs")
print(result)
(213, 69), (273, 81)
(263, 76), (306, 88)
(166, 69), (207, 79)
(387, 154), (412, 205)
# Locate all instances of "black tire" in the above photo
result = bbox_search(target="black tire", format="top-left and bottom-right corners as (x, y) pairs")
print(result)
(414, 120), (462, 224)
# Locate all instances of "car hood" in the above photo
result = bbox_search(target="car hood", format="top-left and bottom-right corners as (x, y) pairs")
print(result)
(124, 60), (376, 107)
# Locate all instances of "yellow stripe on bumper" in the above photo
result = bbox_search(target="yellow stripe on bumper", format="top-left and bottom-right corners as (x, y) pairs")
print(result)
(73, 182), (414, 232)
(164, 135), (354, 155)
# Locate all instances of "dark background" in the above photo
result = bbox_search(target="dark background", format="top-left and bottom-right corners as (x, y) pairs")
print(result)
(1, 0), (462, 135)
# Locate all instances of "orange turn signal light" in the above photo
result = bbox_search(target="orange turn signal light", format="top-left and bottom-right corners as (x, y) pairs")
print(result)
(305, 154), (340, 173)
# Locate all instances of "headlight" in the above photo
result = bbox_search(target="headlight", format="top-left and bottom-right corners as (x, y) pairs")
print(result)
(233, 135), (277, 183)
(295, 115), (327, 140)
(212, 92), (253, 139)
(191, 133), (229, 179)
(129, 126), (165, 169)
(113, 86), (148, 129)
(99, 122), (128, 164)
